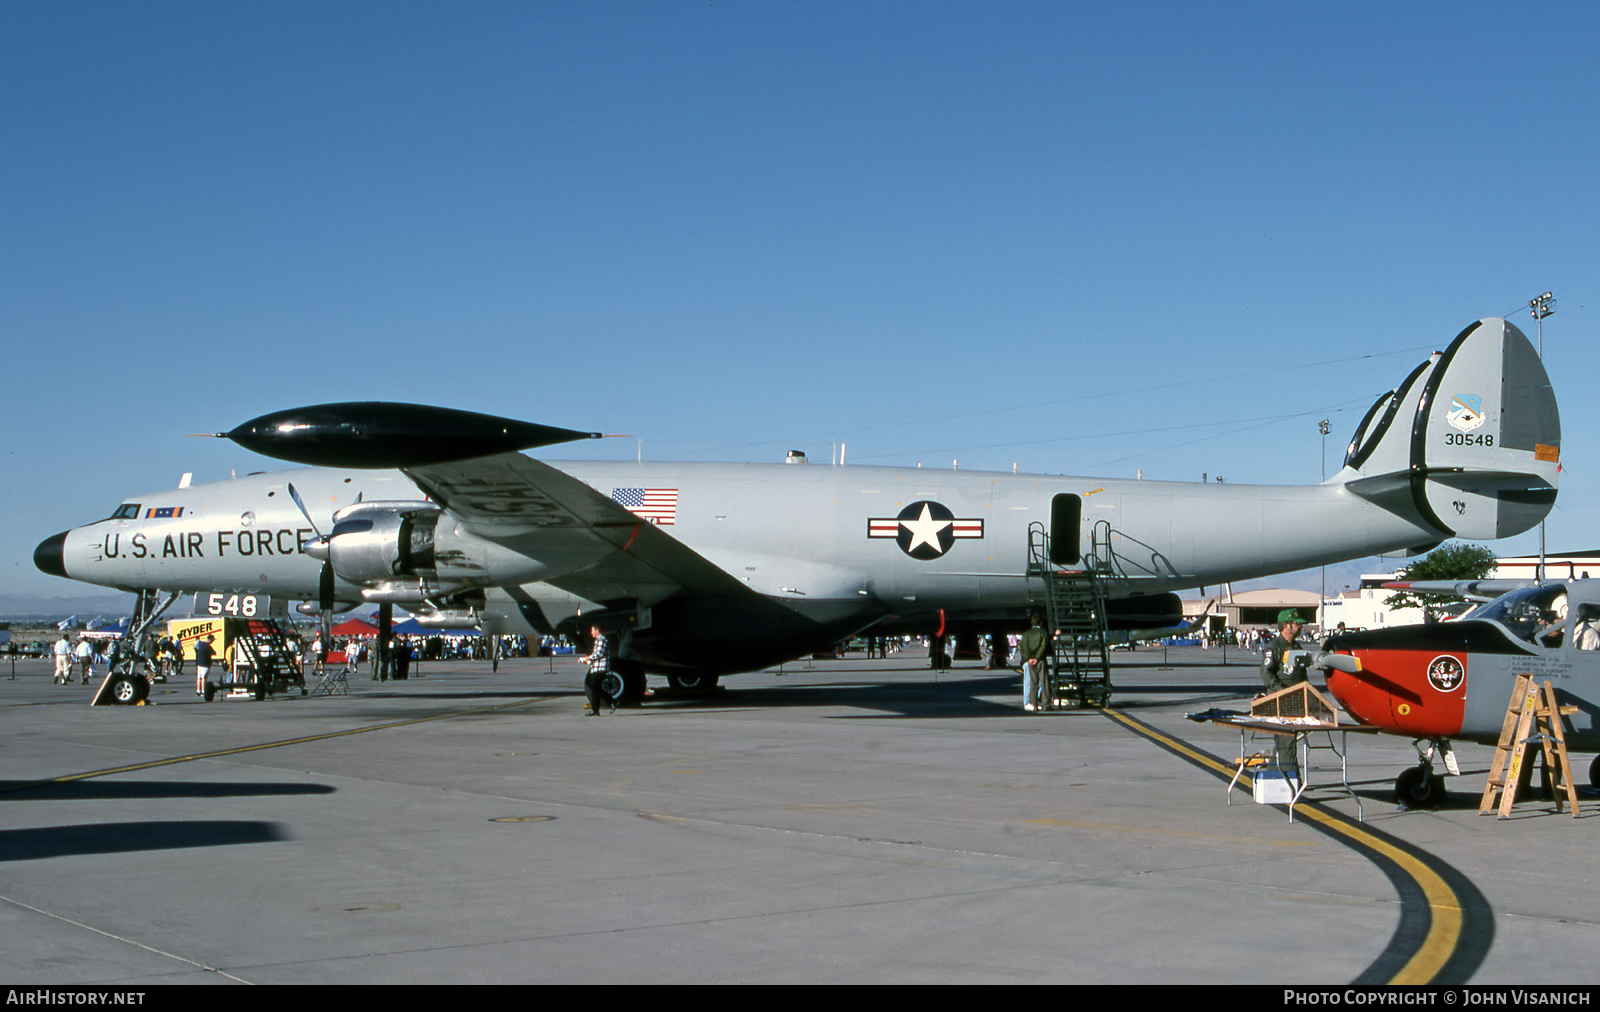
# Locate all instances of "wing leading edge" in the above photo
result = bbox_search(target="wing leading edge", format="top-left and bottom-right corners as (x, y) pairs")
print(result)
(401, 451), (753, 605)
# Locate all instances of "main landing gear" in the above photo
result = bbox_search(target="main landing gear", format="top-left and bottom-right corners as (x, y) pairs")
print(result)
(665, 672), (720, 693)
(597, 659), (649, 708)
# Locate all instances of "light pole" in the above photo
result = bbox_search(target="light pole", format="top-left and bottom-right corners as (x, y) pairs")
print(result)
(1319, 419), (1331, 620)
(1529, 292), (1555, 582)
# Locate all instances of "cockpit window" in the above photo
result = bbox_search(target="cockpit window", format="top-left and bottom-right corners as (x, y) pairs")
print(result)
(1470, 586), (1569, 645)
(1575, 605), (1600, 651)
(109, 504), (141, 520)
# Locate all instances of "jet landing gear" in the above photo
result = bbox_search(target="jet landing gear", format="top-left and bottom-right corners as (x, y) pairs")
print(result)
(1395, 739), (1456, 809)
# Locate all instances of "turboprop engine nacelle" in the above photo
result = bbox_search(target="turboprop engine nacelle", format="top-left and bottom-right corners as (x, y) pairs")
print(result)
(324, 502), (442, 585)
(321, 501), (603, 590)
(415, 609), (481, 630)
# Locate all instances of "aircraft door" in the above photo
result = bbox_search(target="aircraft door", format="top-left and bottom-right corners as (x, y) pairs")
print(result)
(1049, 494), (1081, 565)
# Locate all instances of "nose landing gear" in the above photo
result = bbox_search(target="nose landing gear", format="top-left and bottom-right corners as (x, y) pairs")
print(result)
(1394, 738), (1457, 809)
(1395, 764), (1447, 808)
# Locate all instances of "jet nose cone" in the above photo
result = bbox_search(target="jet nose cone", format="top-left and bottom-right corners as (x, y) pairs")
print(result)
(34, 530), (70, 578)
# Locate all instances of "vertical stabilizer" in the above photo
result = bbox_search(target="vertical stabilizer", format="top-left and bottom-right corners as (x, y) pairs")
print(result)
(1341, 318), (1559, 539)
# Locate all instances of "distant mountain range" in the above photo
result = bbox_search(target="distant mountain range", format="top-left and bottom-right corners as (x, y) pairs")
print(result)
(0, 590), (139, 621)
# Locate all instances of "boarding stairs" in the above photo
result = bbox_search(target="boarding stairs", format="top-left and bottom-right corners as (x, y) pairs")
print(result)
(227, 619), (308, 700)
(1026, 523), (1113, 708)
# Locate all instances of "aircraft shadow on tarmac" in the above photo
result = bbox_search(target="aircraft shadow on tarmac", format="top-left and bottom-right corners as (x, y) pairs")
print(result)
(353, 689), (550, 702)
(0, 780), (336, 801)
(0, 820), (287, 862)
(646, 673), (1017, 718)
(647, 673), (1254, 719)
(1106, 683), (1255, 699)
(1326, 777), (1600, 817)
(1098, 658), (1258, 669)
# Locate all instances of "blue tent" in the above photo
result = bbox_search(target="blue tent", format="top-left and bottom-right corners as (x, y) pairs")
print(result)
(391, 617), (480, 637)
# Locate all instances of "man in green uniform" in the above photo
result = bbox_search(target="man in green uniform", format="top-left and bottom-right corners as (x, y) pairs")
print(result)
(1260, 609), (1308, 770)
(1020, 612), (1049, 712)
(1260, 609), (1307, 692)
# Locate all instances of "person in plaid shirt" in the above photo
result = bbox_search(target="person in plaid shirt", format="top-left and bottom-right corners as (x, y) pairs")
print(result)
(584, 625), (612, 715)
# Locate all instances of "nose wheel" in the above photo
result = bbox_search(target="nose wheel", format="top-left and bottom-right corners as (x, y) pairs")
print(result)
(107, 674), (149, 705)
(1395, 764), (1447, 809)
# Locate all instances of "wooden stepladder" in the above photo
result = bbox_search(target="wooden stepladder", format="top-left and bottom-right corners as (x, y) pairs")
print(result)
(1479, 673), (1581, 819)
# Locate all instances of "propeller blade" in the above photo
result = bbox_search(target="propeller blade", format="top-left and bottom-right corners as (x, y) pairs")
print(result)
(286, 482), (323, 538)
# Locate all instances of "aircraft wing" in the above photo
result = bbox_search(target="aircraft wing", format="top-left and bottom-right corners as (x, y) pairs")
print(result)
(401, 451), (754, 604)
(1380, 579), (1535, 602)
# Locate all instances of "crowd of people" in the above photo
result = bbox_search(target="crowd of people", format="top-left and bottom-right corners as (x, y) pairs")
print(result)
(37, 625), (589, 690)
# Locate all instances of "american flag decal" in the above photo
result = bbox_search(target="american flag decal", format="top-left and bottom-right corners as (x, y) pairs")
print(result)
(612, 488), (678, 525)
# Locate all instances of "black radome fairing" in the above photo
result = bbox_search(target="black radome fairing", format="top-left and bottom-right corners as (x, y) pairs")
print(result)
(225, 402), (601, 469)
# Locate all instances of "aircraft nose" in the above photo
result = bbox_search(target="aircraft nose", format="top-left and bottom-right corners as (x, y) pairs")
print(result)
(34, 530), (70, 578)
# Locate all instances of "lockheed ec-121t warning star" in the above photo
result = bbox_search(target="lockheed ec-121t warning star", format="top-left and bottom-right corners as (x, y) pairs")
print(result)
(35, 317), (1560, 706)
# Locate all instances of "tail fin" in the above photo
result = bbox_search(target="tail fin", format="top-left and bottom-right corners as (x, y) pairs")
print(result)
(1338, 318), (1559, 540)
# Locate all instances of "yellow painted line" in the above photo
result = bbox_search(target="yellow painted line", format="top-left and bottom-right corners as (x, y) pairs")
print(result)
(1100, 706), (1252, 784)
(1019, 817), (1315, 848)
(1098, 706), (1465, 985)
(1290, 803), (1462, 985)
(1, 697), (550, 794)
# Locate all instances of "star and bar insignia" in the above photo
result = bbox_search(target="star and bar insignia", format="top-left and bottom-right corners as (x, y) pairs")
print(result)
(867, 500), (983, 560)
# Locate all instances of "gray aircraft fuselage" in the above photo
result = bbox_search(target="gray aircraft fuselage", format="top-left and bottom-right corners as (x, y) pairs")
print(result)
(56, 460), (1426, 622)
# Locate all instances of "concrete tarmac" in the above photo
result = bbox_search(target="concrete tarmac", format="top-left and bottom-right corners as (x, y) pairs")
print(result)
(1, 647), (1596, 985)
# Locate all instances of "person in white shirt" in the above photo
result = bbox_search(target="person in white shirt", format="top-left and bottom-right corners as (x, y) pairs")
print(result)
(53, 636), (72, 684)
(73, 637), (94, 685)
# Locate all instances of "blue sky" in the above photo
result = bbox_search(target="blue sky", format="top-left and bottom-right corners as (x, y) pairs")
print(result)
(5, 2), (1596, 601)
